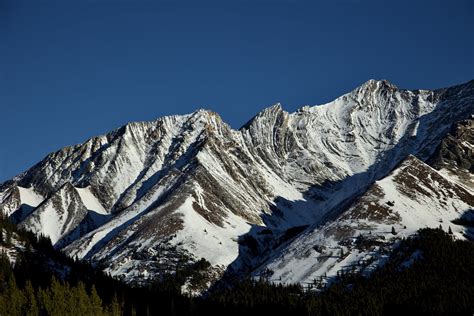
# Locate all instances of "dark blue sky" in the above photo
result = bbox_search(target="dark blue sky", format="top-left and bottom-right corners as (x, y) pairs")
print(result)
(1, 0), (473, 181)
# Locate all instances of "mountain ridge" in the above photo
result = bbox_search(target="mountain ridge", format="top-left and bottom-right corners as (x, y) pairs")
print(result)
(1, 78), (473, 291)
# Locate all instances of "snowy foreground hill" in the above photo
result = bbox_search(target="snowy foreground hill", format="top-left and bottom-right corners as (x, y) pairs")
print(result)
(1, 79), (473, 292)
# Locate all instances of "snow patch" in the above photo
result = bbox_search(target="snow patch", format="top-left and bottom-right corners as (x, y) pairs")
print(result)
(17, 186), (43, 207)
(75, 187), (107, 214)
(171, 196), (251, 267)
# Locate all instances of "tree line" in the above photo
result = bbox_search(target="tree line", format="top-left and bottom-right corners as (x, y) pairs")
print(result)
(1, 210), (473, 315)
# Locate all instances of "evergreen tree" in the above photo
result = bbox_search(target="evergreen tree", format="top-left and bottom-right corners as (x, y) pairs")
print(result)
(23, 280), (39, 316)
(49, 276), (67, 316)
(74, 281), (92, 315)
(391, 226), (397, 235)
(37, 287), (51, 314)
(0, 251), (12, 285)
(1, 209), (474, 316)
(6, 274), (24, 316)
(0, 294), (6, 316)
(107, 293), (122, 316)
(448, 226), (453, 234)
(90, 285), (104, 316)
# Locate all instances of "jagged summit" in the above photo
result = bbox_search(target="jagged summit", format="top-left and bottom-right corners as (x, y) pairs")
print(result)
(1, 79), (473, 291)
(239, 103), (285, 130)
(359, 78), (398, 90)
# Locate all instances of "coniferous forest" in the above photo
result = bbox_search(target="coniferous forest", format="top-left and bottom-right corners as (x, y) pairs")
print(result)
(1, 213), (473, 316)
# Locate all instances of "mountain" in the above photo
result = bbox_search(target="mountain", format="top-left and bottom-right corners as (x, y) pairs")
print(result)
(1, 79), (473, 290)
(3, 208), (474, 315)
(430, 118), (474, 190)
(254, 154), (474, 285)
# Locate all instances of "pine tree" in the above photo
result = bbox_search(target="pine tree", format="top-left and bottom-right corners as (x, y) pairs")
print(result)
(64, 282), (76, 315)
(107, 293), (121, 316)
(37, 287), (51, 315)
(448, 226), (453, 235)
(6, 274), (25, 315)
(24, 280), (39, 316)
(0, 251), (12, 284)
(74, 281), (91, 315)
(391, 226), (397, 235)
(0, 294), (7, 316)
(49, 276), (67, 316)
(90, 285), (104, 316)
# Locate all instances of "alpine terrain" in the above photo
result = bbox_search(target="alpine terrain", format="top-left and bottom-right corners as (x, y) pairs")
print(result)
(1, 79), (473, 293)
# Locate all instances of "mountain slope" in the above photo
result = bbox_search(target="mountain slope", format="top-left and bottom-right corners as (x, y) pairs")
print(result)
(254, 154), (473, 285)
(1, 79), (473, 288)
(430, 118), (474, 191)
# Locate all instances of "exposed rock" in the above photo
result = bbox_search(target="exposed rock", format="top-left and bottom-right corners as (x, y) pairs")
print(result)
(1, 79), (473, 291)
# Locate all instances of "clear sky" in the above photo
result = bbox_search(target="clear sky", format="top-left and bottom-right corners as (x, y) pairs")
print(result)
(1, 0), (473, 181)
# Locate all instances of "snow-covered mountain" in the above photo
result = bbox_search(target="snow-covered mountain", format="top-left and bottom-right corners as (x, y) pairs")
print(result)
(254, 154), (473, 287)
(1, 79), (473, 290)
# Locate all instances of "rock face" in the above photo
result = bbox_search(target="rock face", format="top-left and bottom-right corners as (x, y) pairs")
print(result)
(255, 155), (474, 286)
(1, 79), (473, 289)
(429, 118), (474, 190)
(431, 118), (473, 170)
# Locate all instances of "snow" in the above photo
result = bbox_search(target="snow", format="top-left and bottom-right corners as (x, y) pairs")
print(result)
(2, 79), (472, 288)
(376, 159), (472, 237)
(261, 168), (304, 202)
(17, 184), (90, 245)
(410, 120), (420, 137)
(438, 168), (474, 191)
(17, 186), (44, 207)
(33, 204), (63, 244)
(75, 187), (107, 214)
(170, 196), (251, 267)
(65, 176), (178, 260)
(0, 229), (26, 264)
(257, 156), (473, 286)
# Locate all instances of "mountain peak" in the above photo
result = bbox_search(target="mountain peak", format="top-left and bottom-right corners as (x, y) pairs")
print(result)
(258, 103), (284, 117)
(3, 79), (474, 290)
(268, 102), (283, 110)
(187, 108), (227, 133)
(192, 108), (214, 115)
(239, 103), (285, 130)
(252, 103), (284, 116)
(358, 79), (398, 91)
(188, 108), (223, 121)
